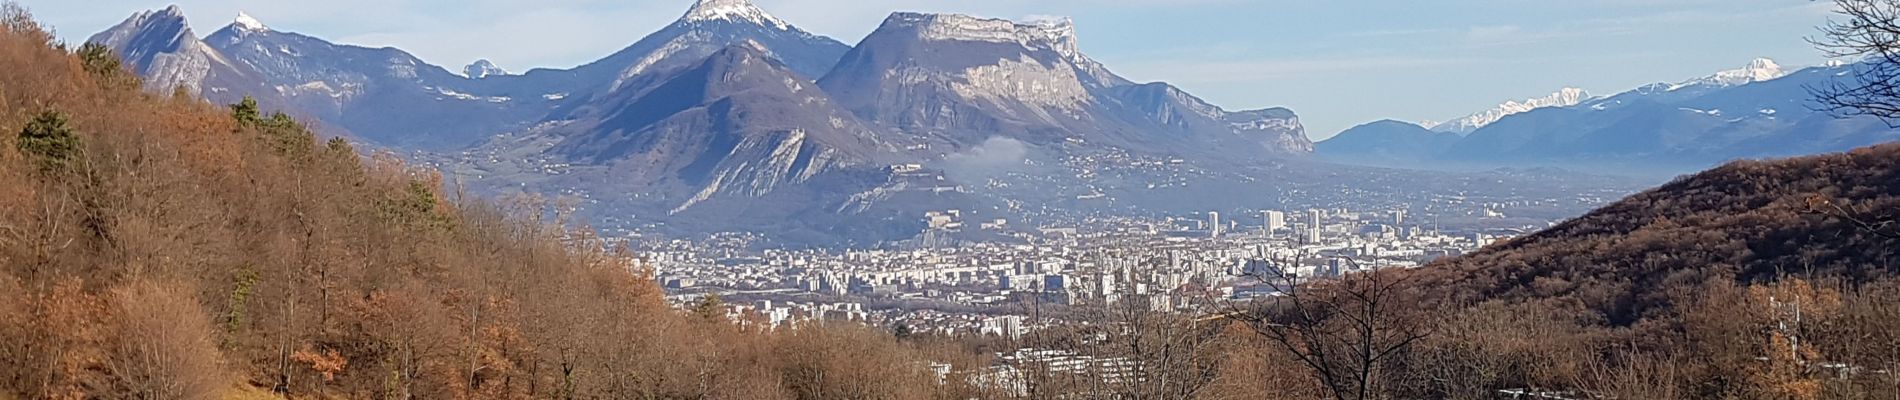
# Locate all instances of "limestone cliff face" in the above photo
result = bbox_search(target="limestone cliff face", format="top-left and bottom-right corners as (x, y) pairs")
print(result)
(819, 12), (1312, 157)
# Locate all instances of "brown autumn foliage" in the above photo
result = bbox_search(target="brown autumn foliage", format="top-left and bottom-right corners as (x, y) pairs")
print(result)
(0, 5), (960, 399)
(1378, 143), (1900, 399)
(1185, 149), (1900, 400)
(5, 2), (1900, 399)
(101, 280), (226, 400)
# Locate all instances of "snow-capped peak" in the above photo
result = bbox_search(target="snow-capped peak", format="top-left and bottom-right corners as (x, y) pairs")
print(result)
(464, 59), (509, 79)
(232, 11), (268, 33)
(1669, 57), (1787, 91)
(680, 0), (790, 30)
(1429, 87), (1591, 134)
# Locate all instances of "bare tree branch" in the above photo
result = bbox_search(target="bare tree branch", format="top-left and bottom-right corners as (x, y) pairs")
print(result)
(1213, 254), (1430, 400)
(1811, 0), (1900, 126)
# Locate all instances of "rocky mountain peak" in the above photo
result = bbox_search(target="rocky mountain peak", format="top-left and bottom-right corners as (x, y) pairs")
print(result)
(232, 11), (267, 33)
(681, 0), (790, 30)
(90, 5), (193, 50)
(1670, 57), (1788, 90)
(464, 59), (508, 79)
(1430, 87), (1592, 134)
(88, 6), (267, 100)
(881, 12), (1079, 54)
(154, 5), (186, 19)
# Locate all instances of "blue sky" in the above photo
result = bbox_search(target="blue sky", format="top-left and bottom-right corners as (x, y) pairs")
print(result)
(26, 0), (1839, 140)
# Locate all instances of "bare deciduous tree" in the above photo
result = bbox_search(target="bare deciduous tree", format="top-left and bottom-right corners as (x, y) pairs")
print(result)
(1812, 0), (1900, 123)
(1227, 261), (1430, 400)
(1806, 194), (1900, 239)
(103, 281), (226, 400)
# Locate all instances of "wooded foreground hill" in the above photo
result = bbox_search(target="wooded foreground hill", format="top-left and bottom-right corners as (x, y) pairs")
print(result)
(1397, 142), (1900, 398)
(1432, 141), (1900, 311)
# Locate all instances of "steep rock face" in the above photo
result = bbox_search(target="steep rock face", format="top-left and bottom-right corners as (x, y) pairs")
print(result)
(819, 13), (1104, 147)
(1225, 108), (1311, 153)
(86, 7), (267, 100)
(547, 45), (888, 213)
(1108, 82), (1311, 154)
(819, 12), (1310, 157)
(1111, 82), (1225, 131)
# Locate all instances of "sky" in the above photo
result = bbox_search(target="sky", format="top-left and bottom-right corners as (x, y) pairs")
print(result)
(24, 0), (1841, 140)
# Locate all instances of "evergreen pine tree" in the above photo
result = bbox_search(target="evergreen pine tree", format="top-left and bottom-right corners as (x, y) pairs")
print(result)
(260, 112), (313, 155)
(692, 294), (726, 322)
(17, 109), (82, 171)
(230, 96), (260, 126)
(324, 137), (352, 155)
(76, 42), (120, 77)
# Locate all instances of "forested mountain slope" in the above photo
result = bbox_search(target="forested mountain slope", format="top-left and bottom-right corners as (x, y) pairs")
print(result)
(1429, 143), (1900, 318)
(1396, 143), (1900, 398)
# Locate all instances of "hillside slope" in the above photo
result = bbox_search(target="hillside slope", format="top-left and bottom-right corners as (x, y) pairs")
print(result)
(1315, 119), (1460, 164)
(1429, 143), (1900, 319)
(1390, 143), (1900, 398)
(0, 9), (955, 399)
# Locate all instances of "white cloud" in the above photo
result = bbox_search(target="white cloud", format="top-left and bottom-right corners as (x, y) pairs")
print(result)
(941, 136), (1032, 181)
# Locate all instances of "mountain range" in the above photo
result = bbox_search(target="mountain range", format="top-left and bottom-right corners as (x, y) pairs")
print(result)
(90, 0), (1869, 244)
(87, 0), (1339, 245)
(1424, 87), (1591, 134)
(1319, 58), (1898, 173)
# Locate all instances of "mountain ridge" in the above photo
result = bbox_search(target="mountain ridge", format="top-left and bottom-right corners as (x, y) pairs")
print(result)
(86, 6), (266, 101)
(1428, 87), (1590, 134)
(1318, 59), (1900, 173)
(88, 2), (1340, 245)
(1422, 141), (1900, 321)
(1317, 119), (1460, 165)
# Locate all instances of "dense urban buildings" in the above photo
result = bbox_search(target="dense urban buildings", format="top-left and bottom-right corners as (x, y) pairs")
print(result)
(650, 203), (1543, 335)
